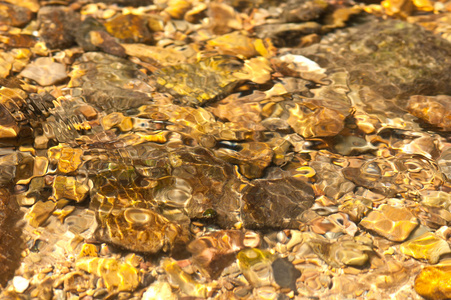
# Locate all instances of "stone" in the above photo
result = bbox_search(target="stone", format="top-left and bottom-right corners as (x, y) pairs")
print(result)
(0, 188), (23, 286)
(287, 99), (347, 138)
(104, 14), (153, 44)
(95, 207), (182, 253)
(271, 257), (301, 291)
(20, 57), (68, 86)
(407, 95), (451, 131)
(162, 258), (213, 298)
(37, 6), (78, 49)
(155, 55), (244, 106)
(12, 276), (29, 293)
(26, 200), (57, 228)
(298, 20), (451, 99)
(0, 34), (37, 48)
(187, 230), (245, 278)
(360, 204), (419, 242)
(400, 232), (451, 264)
(415, 259), (451, 300)
(206, 32), (260, 58)
(241, 177), (315, 229)
(142, 281), (177, 300)
(52, 176), (89, 202)
(306, 235), (373, 267)
(237, 248), (275, 287)
(215, 142), (274, 179)
(76, 257), (140, 292)
(420, 190), (451, 210)
(0, 3), (33, 27)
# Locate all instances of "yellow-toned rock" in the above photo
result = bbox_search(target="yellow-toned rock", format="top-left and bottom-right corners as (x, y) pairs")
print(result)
(162, 258), (213, 298)
(233, 57), (272, 84)
(287, 101), (346, 138)
(206, 32), (259, 58)
(52, 176), (89, 202)
(76, 257), (139, 292)
(26, 200), (57, 227)
(415, 259), (451, 300)
(400, 232), (451, 264)
(48, 145), (83, 174)
(78, 243), (98, 258)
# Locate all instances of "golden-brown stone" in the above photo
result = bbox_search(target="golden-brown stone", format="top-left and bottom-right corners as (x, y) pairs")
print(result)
(26, 200), (57, 228)
(164, 0), (192, 19)
(360, 204), (419, 242)
(0, 3), (33, 27)
(287, 100), (346, 138)
(78, 243), (98, 258)
(206, 32), (259, 58)
(233, 56), (272, 84)
(95, 207), (183, 253)
(187, 230), (245, 278)
(415, 259), (451, 300)
(407, 95), (451, 131)
(155, 55), (244, 106)
(216, 142), (273, 179)
(104, 14), (153, 44)
(0, 188), (23, 287)
(306, 235), (373, 267)
(51, 176), (89, 202)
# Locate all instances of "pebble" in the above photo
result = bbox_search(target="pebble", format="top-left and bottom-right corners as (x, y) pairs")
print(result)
(13, 276), (29, 293)
(19, 57), (68, 86)
(415, 260), (451, 300)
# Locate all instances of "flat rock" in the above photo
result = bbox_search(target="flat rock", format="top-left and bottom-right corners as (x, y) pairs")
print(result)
(20, 57), (68, 86)
(360, 204), (419, 242)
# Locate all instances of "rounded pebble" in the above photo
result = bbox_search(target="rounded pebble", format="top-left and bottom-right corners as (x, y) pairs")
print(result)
(13, 276), (29, 293)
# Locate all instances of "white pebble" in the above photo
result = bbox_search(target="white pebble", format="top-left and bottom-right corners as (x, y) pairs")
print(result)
(13, 276), (29, 293)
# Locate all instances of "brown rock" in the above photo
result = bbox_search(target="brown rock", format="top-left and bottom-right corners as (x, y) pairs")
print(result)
(0, 3), (33, 27)
(38, 6), (78, 49)
(407, 95), (451, 131)
(241, 177), (315, 229)
(104, 14), (153, 44)
(0, 188), (24, 287)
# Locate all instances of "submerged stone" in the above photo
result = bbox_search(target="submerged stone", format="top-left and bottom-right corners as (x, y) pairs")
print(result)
(407, 95), (451, 131)
(306, 235), (373, 267)
(37, 6), (78, 49)
(0, 188), (23, 287)
(400, 232), (451, 264)
(20, 57), (68, 86)
(187, 230), (246, 278)
(0, 3), (33, 27)
(155, 55), (244, 106)
(271, 257), (301, 291)
(241, 177), (315, 229)
(360, 204), (419, 242)
(104, 14), (153, 44)
(237, 248), (275, 287)
(298, 20), (451, 99)
(95, 207), (182, 253)
(76, 257), (139, 292)
(415, 260), (451, 300)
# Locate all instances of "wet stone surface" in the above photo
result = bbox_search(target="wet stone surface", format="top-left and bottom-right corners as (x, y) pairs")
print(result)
(0, 0), (451, 299)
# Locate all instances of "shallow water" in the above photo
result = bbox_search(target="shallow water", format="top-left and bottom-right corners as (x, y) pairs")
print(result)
(0, 0), (450, 299)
